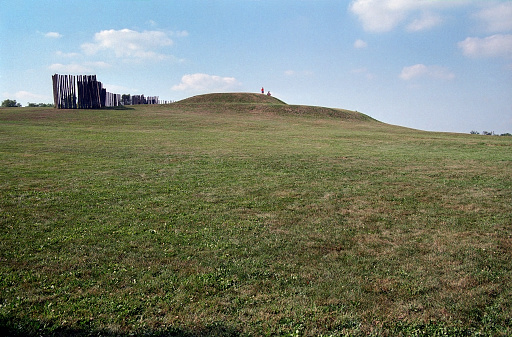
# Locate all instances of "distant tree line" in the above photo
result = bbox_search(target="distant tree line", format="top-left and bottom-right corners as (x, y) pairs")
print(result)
(471, 130), (511, 136)
(1, 99), (55, 108)
(1, 99), (22, 107)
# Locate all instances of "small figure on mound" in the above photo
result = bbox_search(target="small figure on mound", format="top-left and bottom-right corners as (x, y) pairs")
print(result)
(261, 87), (264, 94)
(267, 91), (271, 96)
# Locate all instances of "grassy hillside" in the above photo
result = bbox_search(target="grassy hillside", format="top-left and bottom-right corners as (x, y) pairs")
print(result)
(175, 93), (375, 122)
(1, 97), (511, 336)
(177, 92), (288, 104)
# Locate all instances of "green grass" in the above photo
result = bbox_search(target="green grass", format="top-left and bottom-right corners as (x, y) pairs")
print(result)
(1, 96), (511, 336)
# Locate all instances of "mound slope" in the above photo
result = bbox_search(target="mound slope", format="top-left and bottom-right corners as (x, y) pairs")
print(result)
(175, 93), (376, 122)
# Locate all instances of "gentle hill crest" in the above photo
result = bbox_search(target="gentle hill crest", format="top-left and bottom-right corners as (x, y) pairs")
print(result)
(177, 92), (287, 105)
(175, 92), (376, 122)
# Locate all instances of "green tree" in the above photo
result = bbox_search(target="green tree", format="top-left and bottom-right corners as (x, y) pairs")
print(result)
(1, 99), (22, 107)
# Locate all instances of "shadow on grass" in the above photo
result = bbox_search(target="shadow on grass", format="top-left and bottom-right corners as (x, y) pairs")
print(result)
(0, 316), (243, 337)
(105, 105), (135, 111)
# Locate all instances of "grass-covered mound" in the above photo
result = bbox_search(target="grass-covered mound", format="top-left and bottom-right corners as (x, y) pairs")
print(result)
(175, 92), (375, 122)
(177, 92), (287, 105)
(1, 101), (511, 336)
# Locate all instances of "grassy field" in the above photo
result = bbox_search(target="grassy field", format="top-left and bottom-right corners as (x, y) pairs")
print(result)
(1, 94), (511, 336)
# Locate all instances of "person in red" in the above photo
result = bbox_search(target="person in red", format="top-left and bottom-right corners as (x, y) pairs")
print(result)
(261, 87), (264, 94)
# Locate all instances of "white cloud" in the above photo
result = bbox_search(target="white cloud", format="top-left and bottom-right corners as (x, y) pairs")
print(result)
(88, 61), (110, 68)
(172, 73), (241, 92)
(56, 50), (80, 58)
(425, 66), (455, 80)
(349, 0), (408, 32)
(173, 30), (189, 38)
(406, 12), (442, 32)
(81, 29), (174, 60)
(349, 0), (461, 32)
(3, 91), (49, 103)
(400, 64), (455, 80)
(45, 32), (62, 38)
(50, 63), (90, 73)
(284, 70), (313, 76)
(458, 34), (512, 58)
(400, 64), (427, 80)
(354, 39), (368, 49)
(103, 84), (139, 94)
(351, 67), (375, 80)
(49, 61), (110, 73)
(474, 2), (512, 33)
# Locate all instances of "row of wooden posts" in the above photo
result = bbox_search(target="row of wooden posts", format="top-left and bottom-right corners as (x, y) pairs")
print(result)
(52, 74), (159, 109)
(129, 95), (159, 105)
(52, 74), (119, 109)
(52, 74), (77, 109)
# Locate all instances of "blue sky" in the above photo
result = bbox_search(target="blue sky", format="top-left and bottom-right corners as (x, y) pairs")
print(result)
(1, 0), (511, 133)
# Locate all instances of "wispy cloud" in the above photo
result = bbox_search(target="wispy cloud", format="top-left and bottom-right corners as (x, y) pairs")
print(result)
(349, 0), (461, 33)
(284, 70), (314, 77)
(406, 12), (442, 32)
(354, 39), (367, 49)
(49, 63), (89, 73)
(351, 67), (375, 80)
(56, 50), (80, 58)
(49, 62), (110, 73)
(2, 91), (49, 103)
(44, 31), (62, 38)
(399, 64), (455, 81)
(458, 34), (512, 58)
(474, 2), (512, 33)
(172, 73), (241, 92)
(173, 30), (189, 38)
